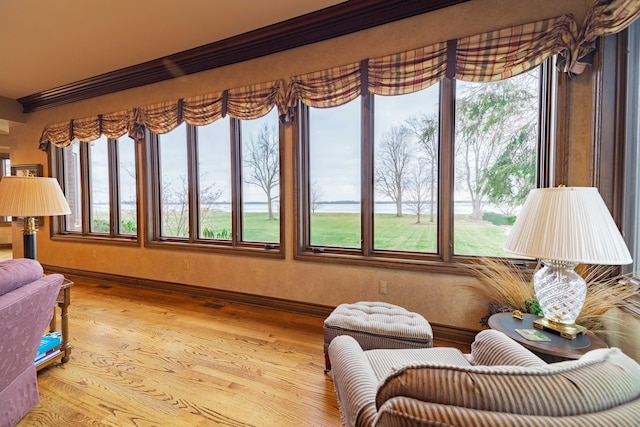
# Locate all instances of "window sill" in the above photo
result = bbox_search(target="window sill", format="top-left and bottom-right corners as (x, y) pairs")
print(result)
(145, 240), (284, 259)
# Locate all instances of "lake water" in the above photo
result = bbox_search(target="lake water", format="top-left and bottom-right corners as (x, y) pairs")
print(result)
(102, 200), (492, 215)
(213, 201), (479, 215)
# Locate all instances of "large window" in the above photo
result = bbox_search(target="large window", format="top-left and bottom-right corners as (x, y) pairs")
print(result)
(147, 109), (282, 252)
(51, 110), (282, 254)
(297, 65), (549, 268)
(0, 154), (10, 224)
(454, 71), (539, 257)
(308, 101), (361, 248)
(52, 136), (138, 239)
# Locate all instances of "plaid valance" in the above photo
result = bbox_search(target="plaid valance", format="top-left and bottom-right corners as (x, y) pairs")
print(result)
(38, 109), (136, 150)
(39, 80), (283, 150)
(283, 62), (362, 121)
(39, 1), (640, 147)
(283, 15), (574, 121)
(455, 15), (576, 81)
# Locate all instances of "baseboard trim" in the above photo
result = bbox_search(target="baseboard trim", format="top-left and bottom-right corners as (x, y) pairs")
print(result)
(430, 323), (478, 347)
(42, 264), (335, 318)
(42, 264), (478, 346)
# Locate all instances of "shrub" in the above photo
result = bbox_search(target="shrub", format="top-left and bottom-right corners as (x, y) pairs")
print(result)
(482, 211), (516, 226)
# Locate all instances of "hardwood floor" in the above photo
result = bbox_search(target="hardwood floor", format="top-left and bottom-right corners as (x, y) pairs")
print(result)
(0, 248), (12, 261)
(19, 274), (470, 427)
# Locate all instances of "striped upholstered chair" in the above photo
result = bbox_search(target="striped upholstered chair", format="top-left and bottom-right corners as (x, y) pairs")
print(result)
(328, 329), (640, 426)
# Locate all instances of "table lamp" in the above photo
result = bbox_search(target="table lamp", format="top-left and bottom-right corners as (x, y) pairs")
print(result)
(503, 186), (632, 339)
(0, 176), (71, 260)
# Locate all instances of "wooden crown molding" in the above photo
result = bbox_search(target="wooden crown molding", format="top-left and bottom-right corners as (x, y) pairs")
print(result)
(18, 0), (467, 113)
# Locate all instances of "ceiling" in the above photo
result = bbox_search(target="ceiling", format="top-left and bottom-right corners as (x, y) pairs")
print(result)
(0, 0), (345, 101)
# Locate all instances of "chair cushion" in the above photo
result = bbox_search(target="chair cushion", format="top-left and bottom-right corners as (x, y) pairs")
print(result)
(375, 347), (640, 416)
(366, 347), (470, 381)
(0, 259), (44, 296)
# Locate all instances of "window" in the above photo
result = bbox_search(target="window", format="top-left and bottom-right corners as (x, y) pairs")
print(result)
(52, 136), (138, 240)
(240, 111), (281, 244)
(197, 118), (232, 240)
(0, 154), (10, 224)
(297, 65), (550, 268)
(308, 100), (361, 248)
(454, 71), (539, 257)
(374, 87), (440, 253)
(147, 108), (282, 253)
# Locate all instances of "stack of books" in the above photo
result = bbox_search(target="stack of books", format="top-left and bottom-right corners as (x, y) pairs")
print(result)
(35, 332), (61, 364)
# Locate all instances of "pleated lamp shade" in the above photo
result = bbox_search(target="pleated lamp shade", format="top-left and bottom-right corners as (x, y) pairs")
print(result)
(0, 176), (71, 217)
(504, 187), (632, 265)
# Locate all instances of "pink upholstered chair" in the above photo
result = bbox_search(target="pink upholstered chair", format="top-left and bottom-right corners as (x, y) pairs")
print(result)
(0, 259), (63, 427)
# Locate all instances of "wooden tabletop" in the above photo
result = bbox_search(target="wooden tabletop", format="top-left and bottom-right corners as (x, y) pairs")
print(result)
(488, 312), (608, 361)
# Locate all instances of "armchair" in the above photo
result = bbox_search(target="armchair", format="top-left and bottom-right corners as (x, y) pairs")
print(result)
(0, 259), (64, 427)
(328, 329), (640, 426)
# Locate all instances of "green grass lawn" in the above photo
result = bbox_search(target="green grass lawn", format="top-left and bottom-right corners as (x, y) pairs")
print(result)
(104, 211), (514, 256)
(203, 212), (514, 256)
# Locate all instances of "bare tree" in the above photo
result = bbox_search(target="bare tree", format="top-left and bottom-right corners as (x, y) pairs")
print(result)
(161, 174), (222, 237)
(310, 180), (323, 215)
(405, 113), (438, 222)
(198, 172), (224, 234)
(405, 157), (431, 224)
(375, 125), (414, 217)
(161, 175), (189, 237)
(244, 124), (280, 220)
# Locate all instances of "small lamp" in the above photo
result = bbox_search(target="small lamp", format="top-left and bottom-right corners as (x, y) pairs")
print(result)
(0, 176), (71, 260)
(504, 186), (632, 339)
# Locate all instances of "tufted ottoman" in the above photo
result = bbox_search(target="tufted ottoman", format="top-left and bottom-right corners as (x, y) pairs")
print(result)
(323, 301), (433, 372)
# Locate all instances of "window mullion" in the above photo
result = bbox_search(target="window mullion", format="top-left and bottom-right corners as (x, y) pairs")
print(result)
(80, 142), (91, 235)
(362, 92), (374, 256)
(186, 125), (198, 242)
(296, 104), (312, 252)
(537, 58), (555, 189)
(146, 132), (162, 241)
(108, 139), (119, 237)
(439, 79), (455, 262)
(230, 118), (242, 245)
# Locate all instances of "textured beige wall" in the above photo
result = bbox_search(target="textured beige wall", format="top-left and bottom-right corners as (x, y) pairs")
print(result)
(605, 309), (640, 362)
(8, 0), (593, 332)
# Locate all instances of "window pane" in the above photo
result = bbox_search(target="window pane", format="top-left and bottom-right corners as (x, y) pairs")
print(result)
(454, 69), (539, 256)
(374, 85), (440, 252)
(309, 100), (361, 248)
(117, 137), (137, 235)
(158, 123), (189, 238)
(89, 136), (110, 233)
(197, 118), (231, 240)
(241, 109), (280, 244)
(63, 139), (82, 232)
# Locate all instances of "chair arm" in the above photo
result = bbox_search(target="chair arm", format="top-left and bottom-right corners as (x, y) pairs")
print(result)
(328, 335), (379, 427)
(470, 330), (546, 367)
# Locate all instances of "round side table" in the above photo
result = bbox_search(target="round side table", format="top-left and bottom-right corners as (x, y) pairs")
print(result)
(488, 312), (608, 363)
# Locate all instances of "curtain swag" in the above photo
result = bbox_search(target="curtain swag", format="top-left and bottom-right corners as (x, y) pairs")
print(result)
(38, 1), (640, 149)
(566, 0), (640, 74)
(282, 15), (575, 120)
(39, 80), (284, 150)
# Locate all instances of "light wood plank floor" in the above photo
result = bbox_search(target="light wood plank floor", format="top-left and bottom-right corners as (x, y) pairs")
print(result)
(0, 248), (12, 261)
(18, 274), (469, 427)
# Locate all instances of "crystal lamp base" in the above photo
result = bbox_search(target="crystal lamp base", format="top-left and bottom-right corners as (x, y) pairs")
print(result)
(533, 259), (587, 325)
